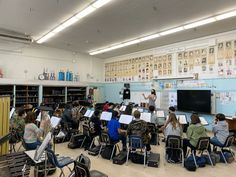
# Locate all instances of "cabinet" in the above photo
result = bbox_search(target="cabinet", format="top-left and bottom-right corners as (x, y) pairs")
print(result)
(67, 87), (87, 103)
(15, 85), (39, 107)
(43, 86), (65, 106)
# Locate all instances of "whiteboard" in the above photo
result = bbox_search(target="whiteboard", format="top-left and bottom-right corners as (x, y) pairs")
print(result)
(130, 91), (161, 108)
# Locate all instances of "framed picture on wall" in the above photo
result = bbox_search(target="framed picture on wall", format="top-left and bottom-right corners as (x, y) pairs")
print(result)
(225, 41), (233, 59)
(208, 47), (215, 64)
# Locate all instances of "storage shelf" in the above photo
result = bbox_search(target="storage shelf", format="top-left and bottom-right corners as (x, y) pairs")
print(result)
(43, 95), (65, 97)
(16, 96), (38, 98)
(15, 102), (38, 104)
(16, 90), (38, 92)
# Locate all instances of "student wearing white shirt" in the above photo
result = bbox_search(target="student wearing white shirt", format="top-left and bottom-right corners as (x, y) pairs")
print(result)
(164, 113), (182, 138)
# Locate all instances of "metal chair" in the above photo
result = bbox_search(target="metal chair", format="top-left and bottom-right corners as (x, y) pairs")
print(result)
(126, 135), (146, 167)
(46, 148), (74, 177)
(165, 135), (184, 166)
(98, 132), (120, 160)
(190, 137), (213, 167)
(147, 123), (159, 145)
(212, 134), (235, 164)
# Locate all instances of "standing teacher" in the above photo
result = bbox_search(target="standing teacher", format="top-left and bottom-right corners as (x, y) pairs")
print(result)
(142, 89), (157, 109)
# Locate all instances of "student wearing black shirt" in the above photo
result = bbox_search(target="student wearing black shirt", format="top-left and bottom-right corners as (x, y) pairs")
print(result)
(89, 110), (102, 138)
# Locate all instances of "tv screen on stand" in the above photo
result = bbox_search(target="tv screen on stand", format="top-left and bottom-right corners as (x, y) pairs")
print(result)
(177, 90), (211, 114)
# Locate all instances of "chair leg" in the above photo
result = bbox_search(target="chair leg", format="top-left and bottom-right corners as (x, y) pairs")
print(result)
(143, 147), (146, 167)
(98, 144), (103, 158)
(126, 149), (130, 165)
(89, 138), (95, 149)
(192, 151), (198, 168)
(110, 145), (116, 160)
(220, 149), (228, 164)
(80, 137), (86, 148)
(181, 149), (184, 167)
(164, 148), (167, 166)
(206, 150), (213, 167)
(59, 169), (65, 177)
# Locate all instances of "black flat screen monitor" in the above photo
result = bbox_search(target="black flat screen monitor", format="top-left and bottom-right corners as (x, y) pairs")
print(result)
(177, 90), (211, 114)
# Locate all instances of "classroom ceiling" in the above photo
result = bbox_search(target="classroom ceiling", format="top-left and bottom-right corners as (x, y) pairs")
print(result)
(1, 0), (236, 59)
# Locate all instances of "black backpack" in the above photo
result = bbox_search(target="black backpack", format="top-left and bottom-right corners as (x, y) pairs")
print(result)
(184, 157), (197, 171)
(101, 145), (117, 160)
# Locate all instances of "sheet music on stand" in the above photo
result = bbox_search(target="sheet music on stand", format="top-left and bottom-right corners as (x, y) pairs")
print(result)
(199, 117), (208, 125)
(50, 116), (61, 128)
(84, 110), (94, 118)
(176, 115), (188, 124)
(9, 107), (15, 119)
(34, 132), (52, 161)
(100, 111), (112, 121)
(119, 105), (127, 112)
(140, 112), (151, 122)
(156, 110), (165, 117)
(138, 108), (144, 113)
(119, 114), (133, 124)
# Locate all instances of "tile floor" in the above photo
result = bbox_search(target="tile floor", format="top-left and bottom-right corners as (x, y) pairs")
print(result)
(28, 140), (236, 177)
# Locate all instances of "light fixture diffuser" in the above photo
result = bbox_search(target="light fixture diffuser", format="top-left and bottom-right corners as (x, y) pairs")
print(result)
(183, 17), (216, 29)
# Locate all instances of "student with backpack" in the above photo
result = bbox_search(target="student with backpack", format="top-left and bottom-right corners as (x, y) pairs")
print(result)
(89, 110), (102, 141)
(183, 114), (208, 157)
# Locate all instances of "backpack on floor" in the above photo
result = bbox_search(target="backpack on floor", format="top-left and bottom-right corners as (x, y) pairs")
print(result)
(113, 151), (127, 165)
(184, 157), (197, 171)
(88, 145), (101, 156)
(68, 134), (85, 149)
(130, 152), (147, 164)
(101, 145), (117, 160)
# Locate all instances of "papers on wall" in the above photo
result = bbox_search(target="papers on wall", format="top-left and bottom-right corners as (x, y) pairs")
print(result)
(9, 107), (15, 119)
(84, 110), (94, 118)
(176, 114), (187, 124)
(100, 111), (112, 121)
(199, 117), (208, 125)
(50, 116), (61, 128)
(119, 105), (127, 111)
(119, 114), (133, 124)
(34, 132), (52, 161)
(156, 110), (165, 117)
(140, 112), (151, 122)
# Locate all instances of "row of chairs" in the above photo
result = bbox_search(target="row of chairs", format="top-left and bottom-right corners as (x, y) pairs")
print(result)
(165, 134), (235, 168)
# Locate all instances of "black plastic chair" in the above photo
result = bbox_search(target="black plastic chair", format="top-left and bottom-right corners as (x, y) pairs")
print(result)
(126, 135), (146, 167)
(73, 162), (108, 177)
(190, 137), (213, 167)
(98, 132), (120, 160)
(147, 123), (159, 145)
(212, 134), (235, 164)
(46, 148), (74, 177)
(165, 135), (184, 166)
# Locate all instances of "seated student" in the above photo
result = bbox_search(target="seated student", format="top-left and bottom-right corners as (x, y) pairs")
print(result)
(89, 110), (102, 138)
(12, 108), (26, 140)
(107, 103), (115, 112)
(24, 112), (43, 150)
(107, 110), (127, 151)
(102, 101), (109, 111)
(127, 110), (151, 153)
(210, 113), (229, 147)
(62, 103), (78, 129)
(183, 114), (207, 157)
(40, 110), (52, 139)
(149, 105), (158, 125)
(164, 113), (182, 139)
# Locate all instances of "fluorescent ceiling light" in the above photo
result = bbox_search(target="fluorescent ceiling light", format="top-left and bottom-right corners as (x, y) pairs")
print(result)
(184, 17), (216, 29)
(160, 27), (184, 36)
(75, 6), (96, 19)
(37, 32), (55, 44)
(215, 10), (236, 20)
(139, 33), (160, 41)
(92, 0), (112, 9)
(36, 0), (112, 43)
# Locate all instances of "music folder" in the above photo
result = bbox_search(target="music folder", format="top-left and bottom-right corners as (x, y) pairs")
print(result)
(119, 114), (133, 124)
(119, 105), (127, 111)
(50, 116), (61, 128)
(84, 110), (94, 118)
(199, 117), (208, 125)
(100, 111), (112, 121)
(156, 110), (165, 117)
(176, 115), (187, 124)
(140, 112), (151, 122)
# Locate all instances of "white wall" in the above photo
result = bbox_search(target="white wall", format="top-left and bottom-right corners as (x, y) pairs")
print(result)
(0, 43), (104, 82)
